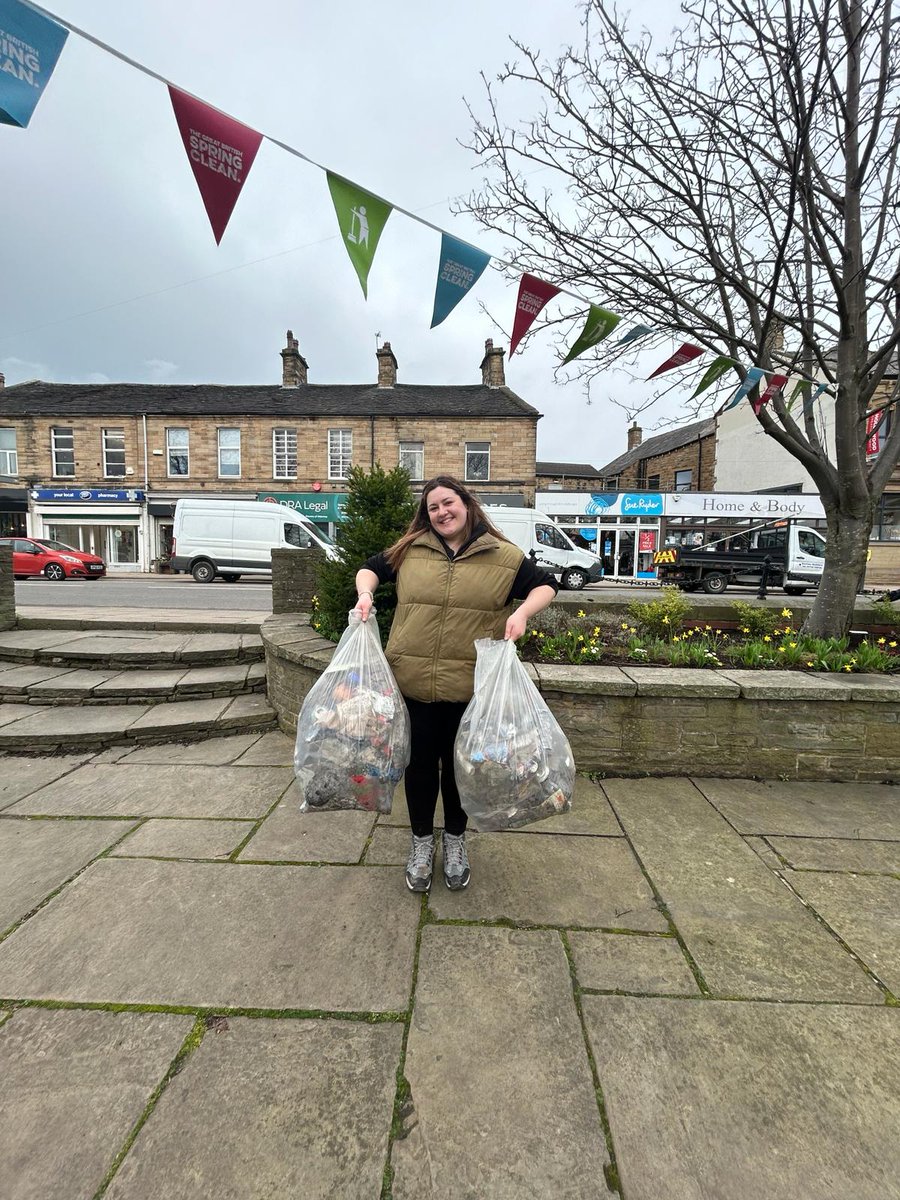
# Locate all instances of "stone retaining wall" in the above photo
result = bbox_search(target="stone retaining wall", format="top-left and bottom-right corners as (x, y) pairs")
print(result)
(271, 546), (325, 614)
(0, 543), (15, 631)
(262, 615), (900, 783)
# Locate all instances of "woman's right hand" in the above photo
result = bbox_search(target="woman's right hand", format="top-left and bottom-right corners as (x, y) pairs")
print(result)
(355, 591), (374, 622)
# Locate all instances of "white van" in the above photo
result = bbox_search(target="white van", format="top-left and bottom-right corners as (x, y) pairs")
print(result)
(486, 507), (602, 590)
(172, 498), (338, 583)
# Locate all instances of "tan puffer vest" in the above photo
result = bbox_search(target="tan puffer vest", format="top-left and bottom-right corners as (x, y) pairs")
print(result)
(386, 529), (524, 702)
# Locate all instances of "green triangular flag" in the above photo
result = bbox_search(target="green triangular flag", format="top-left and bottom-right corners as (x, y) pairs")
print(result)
(690, 355), (737, 398)
(562, 305), (622, 364)
(327, 173), (393, 298)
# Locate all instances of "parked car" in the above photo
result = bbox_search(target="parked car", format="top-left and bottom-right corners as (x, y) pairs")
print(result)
(0, 537), (106, 581)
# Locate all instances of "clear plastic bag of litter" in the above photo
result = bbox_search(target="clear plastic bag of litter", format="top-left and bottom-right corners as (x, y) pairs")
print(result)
(454, 638), (575, 832)
(294, 609), (410, 813)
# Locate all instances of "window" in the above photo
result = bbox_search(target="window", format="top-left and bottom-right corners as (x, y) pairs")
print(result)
(636, 459), (647, 488)
(465, 441), (490, 482)
(603, 475), (619, 490)
(399, 441), (424, 481)
(328, 428), (352, 480)
(51, 426), (75, 477)
(536, 523), (571, 550)
(273, 428), (298, 479)
(102, 428), (126, 477)
(218, 428), (241, 477)
(166, 428), (189, 477)
(0, 428), (17, 475)
(647, 474), (660, 490)
(674, 469), (693, 492)
(798, 530), (825, 557)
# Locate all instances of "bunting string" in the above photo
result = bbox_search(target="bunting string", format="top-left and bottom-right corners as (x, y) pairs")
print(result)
(4, 0), (836, 414)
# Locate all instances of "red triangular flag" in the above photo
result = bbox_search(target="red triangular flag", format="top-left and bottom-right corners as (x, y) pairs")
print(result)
(509, 274), (560, 356)
(751, 373), (787, 414)
(169, 87), (263, 244)
(646, 342), (703, 380)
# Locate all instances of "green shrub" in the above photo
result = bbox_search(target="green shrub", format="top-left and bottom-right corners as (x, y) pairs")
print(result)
(730, 599), (780, 638)
(626, 587), (691, 639)
(312, 464), (417, 644)
(870, 595), (900, 628)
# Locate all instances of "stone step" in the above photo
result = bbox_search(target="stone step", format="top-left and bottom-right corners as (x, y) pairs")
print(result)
(0, 693), (278, 753)
(0, 661), (267, 705)
(0, 629), (264, 670)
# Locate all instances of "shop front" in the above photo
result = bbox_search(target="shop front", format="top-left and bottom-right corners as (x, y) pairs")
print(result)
(30, 488), (146, 573)
(257, 491), (348, 540)
(536, 491), (663, 579)
(0, 486), (28, 537)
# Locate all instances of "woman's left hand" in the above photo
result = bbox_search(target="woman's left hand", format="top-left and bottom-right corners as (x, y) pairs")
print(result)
(504, 610), (528, 641)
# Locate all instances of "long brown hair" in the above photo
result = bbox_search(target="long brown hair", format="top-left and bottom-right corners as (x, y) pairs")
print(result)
(385, 475), (511, 569)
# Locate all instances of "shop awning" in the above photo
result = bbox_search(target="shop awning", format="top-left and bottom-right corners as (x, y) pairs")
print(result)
(148, 501), (177, 517)
(0, 487), (29, 512)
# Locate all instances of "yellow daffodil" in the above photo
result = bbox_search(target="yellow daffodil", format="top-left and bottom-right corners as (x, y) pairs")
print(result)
(763, 635), (771, 643)
(778, 647), (786, 653)
(662, 615), (669, 625)
(578, 610), (586, 618)
(890, 641), (898, 648)
(621, 622), (629, 630)
(878, 637), (886, 645)
(781, 608), (792, 617)
(789, 641), (797, 648)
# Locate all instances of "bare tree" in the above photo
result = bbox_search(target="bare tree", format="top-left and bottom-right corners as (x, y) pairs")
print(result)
(464, 0), (900, 637)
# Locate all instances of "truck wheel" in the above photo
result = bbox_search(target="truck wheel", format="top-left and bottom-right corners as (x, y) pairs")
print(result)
(784, 586), (807, 596)
(191, 560), (216, 584)
(561, 567), (589, 591)
(702, 572), (728, 594)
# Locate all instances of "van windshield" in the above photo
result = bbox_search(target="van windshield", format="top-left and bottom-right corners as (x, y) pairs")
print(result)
(284, 519), (335, 548)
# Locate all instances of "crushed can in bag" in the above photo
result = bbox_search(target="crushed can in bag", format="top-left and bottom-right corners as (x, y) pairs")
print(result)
(454, 638), (575, 831)
(294, 609), (410, 813)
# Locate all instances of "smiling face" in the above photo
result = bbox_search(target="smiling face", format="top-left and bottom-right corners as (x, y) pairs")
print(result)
(426, 485), (469, 548)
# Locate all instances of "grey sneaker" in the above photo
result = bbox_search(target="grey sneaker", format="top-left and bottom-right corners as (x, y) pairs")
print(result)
(405, 834), (435, 893)
(442, 831), (471, 890)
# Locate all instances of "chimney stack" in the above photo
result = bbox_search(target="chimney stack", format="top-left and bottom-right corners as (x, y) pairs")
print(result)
(280, 330), (308, 387)
(480, 338), (506, 387)
(376, 341), (397, 388)
(0, 372), (5, 389)
(627, 422), (643, 450)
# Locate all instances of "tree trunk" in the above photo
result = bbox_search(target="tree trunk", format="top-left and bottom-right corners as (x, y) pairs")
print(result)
(802, 507), (873, 639)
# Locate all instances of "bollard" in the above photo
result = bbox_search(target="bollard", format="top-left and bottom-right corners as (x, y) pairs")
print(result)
(757, 555), (772, 601)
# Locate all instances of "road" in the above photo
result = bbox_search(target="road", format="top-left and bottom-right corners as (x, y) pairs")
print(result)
(13, 576), (275, 612)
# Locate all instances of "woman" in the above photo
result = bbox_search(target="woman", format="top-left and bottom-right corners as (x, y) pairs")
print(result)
(355, 476), (557, 893)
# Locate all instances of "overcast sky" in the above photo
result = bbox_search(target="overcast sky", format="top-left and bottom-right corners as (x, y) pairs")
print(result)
(1, 0), (681, 470)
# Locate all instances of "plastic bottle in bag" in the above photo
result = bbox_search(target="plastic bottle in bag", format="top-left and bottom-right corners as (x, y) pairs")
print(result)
(294, 609), (410, 813)
(454, 638), (575, 831)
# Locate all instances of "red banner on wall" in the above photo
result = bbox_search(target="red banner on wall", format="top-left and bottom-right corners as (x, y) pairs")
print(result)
(866, 412), (881, 456)
(509, 274), (560, 357)
(169, 88), (263, 244)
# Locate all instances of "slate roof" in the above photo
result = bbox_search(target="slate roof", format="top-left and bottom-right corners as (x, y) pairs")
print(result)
(536, 460), (600, 477)
(596, 416), (716, 477)
(0, 381), (541, 420)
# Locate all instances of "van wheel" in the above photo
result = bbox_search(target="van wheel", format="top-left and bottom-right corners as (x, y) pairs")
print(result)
(191, 560), (216, 584)
(561, 567), (589, 591)
(702, 572), (728, 594)
(221, 574), (241, 583)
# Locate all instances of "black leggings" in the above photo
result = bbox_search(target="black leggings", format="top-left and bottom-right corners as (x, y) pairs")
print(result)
(404, 697), (469, 837)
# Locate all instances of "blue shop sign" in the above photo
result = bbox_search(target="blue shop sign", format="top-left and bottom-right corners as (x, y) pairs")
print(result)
(32, 488), (145, 502)
(585, 492), (663, 517)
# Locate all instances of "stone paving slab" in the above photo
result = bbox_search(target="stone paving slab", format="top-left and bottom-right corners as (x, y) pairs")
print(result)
(718, 669), (853, 700)
(0, 629), (92, 657)
(220, 693), (277, 724)
(0, 664), (81, 692)
(622, 667), (741, 697)
(376, 780), (443, 829)
(0, 817), (136, 931)
(0, 754), (90, 811)
(174, 663), (249, 691)
(105, 1018), (402, 1200)
(365, 824), (412, 865)
(392, 926), (609, 1199)
(233, 729), (294, 765)
(178, 633), (245, 661)
(583, 996), (900, 1200)
(789, 872), (900, 995)
(0, 704), (36, 728)
(567, 932), (699, 995)
(238, 801), (375, 863)
(0, 704), (152, 746)
(429, 832), (667, 930)
(744, 835), (784, 871)
(603, 778), (883, 1001)
(6, 764), (293, 818)
(92, 668), (189, 697)
(127, 697), (232, 733)
(28, 668), (118, 698)
(769, 836), (900, 874)
(0, 858), (419, 1011)
(36, 633), (192, 662)
(0, 1008), (193, 1200)
(110, 818), (254, 860)
(693, 778), (900, 839)
(114, 733), (264, 766)
(523, 774), (622, 836)
(533, 662), (636, 695)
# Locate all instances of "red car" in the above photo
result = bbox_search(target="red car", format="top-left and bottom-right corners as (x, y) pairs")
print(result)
(1, 537), (107, 581)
